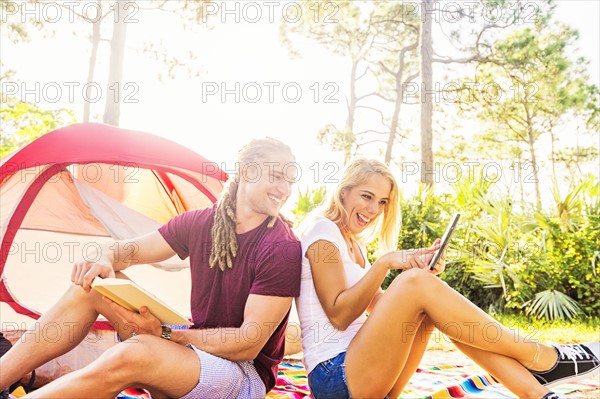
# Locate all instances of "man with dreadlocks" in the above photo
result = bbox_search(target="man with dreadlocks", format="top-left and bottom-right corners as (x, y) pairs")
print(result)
(0, 138), (302, 399)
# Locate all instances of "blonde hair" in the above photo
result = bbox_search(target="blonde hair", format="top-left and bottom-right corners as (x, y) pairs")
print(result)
(209, 137), (295, 271)
(322, 157), (400, 253)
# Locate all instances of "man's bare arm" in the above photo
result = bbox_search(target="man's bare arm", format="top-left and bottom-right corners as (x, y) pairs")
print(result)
(72, 230), (176, 291)
(169, 294), (292, 362)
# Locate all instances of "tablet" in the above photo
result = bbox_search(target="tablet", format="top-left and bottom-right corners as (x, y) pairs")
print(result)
(429, 213), (460, 270)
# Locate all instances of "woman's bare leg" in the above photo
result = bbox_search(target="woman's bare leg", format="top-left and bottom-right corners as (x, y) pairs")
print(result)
(345, 269), (556, 398)
(387, 315), (435, 397)
(450, 339), (549, 398)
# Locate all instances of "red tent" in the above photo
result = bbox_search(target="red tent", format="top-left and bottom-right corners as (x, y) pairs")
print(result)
(0, 123), (227, 328)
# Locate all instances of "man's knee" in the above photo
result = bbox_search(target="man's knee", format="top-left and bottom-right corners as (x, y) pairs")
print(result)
(65, 335), (158, 390)
(97, 335), (157, 382)
(63, 284), (100, 306)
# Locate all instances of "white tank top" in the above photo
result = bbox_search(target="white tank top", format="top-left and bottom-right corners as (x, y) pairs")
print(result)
(295, 217), (369, 374)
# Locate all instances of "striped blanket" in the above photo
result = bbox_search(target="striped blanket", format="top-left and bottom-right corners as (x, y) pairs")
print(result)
(117, 360), (598, 399)
(265, 361), (599, 399)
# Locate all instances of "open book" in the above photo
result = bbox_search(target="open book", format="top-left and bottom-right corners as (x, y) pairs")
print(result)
(92, 278), (192, 326)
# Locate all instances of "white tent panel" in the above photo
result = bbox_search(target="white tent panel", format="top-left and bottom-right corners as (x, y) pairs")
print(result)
(0, 230), (191, 329)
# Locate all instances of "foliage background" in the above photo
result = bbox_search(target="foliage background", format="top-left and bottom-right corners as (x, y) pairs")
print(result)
(2, 0), (598, 321)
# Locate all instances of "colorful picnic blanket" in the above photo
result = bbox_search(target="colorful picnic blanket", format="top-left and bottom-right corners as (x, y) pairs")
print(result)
(409, 363), (598, 398)
(116, 360), (598, 399)
(265, 361), (599, 399)
(267, 361), (311, 398)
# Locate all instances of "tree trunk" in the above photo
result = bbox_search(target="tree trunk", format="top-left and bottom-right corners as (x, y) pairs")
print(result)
(385, 83), (402, 166)
(527, 126), (542, 208)
(103, 0), (128, 126)
(420, 0), (434, 185)
(518, 155), (525, 208)
(83, 3), (101, 123)
(384, 40), (418, 166)
(549, 126), (557, 185)
(344, 59), (359, 163)
(346, 60), (358, 133)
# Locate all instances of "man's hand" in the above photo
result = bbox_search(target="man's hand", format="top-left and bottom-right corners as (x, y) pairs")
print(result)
(70, 232), (178, 293)
(104, 299), (162, 338)
(71, 259), (115, 293)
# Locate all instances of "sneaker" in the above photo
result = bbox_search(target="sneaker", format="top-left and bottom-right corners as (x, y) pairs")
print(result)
(541, 392), (565, 399)
(530, 342), (600, 388)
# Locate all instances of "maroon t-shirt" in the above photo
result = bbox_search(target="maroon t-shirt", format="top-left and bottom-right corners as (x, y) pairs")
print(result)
(158, 206), (301, 391)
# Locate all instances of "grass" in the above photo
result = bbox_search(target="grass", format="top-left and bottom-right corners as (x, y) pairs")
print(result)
(426, 314), (600, 351)
(494, 314), (600, 343)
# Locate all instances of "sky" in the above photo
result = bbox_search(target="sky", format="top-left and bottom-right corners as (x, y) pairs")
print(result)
(2, 0), (599, 212)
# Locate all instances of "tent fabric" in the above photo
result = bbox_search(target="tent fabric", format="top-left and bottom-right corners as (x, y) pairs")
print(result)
(75, 180), (188, 271)
(0, 123), (227, 328)
(22, 170), (110, 236)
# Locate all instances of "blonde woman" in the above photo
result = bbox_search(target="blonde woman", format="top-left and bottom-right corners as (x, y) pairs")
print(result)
(296, 157), (599, 399)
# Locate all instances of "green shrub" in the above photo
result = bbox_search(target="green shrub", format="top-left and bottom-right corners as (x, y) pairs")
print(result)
(380, 184), (446, 289)
(292, 173), (599, 320)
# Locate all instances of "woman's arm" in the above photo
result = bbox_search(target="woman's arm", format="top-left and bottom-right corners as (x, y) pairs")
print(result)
(307, 240), (438, 331)
(367, 289), (384, 314)
(307, 240), (389, 331)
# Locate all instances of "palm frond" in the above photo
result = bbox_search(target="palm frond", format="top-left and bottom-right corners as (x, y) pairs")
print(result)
(525, 290), (582, 320)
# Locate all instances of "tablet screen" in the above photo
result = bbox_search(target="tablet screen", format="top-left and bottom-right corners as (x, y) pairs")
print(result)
(429, 213), (460, 270)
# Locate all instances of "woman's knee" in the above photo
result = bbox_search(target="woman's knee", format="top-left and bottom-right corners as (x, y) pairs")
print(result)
(389, 268), (436, 292)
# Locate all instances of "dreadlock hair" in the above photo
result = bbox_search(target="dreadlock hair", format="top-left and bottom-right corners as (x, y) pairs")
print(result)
(209, 137), (295, 271)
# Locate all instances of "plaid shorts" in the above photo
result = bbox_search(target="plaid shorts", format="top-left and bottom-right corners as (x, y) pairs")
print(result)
(179, 344), (266, 399)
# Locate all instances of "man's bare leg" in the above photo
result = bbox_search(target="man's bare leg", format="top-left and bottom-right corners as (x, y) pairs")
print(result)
(0, 274), (136, 390)
(22, 335), (201, 399)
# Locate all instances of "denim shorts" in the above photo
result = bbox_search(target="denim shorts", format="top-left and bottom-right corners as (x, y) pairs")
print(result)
(308, 352), (350, 399)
